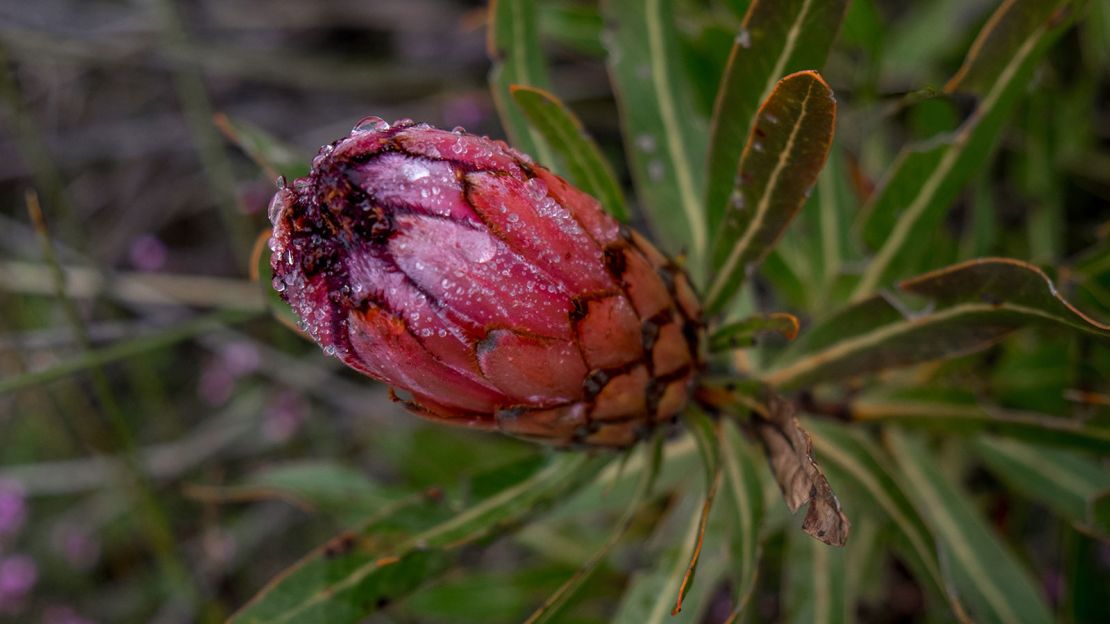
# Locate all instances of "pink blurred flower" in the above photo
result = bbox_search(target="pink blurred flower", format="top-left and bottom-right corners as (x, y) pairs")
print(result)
(197, 341), (262, 406)
(263, 390), (308, 443)
(50, 522), (100, 571)
(0, 480), (26, 542)
(0, 555), (37, 614)
(128, 234), (167, 272)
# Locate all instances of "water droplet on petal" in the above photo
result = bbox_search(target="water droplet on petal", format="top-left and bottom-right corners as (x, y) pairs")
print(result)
(351, 116), (391, 133)
(525, 177), (548, 200)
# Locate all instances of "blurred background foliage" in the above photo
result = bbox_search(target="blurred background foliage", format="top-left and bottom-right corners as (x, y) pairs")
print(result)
(0, 0), (1108, 622)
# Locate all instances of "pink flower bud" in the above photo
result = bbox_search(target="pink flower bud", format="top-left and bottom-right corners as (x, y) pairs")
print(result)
(269, 118), (702, 447)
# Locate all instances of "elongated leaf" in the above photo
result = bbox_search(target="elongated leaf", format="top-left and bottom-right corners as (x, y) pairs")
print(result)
(705, 0), (849, 231)
(751, 393), (850, 545)
(705, 71), (836, 313)
(710, 312), (799, 352)
(782, 523), (848, 624)
(765, 258), (1110, 389)
(603, 0), (709, 267)
(852, 392), (1110, 454)
(523, 437), (663, 624)
(612, 493), (729, 624)
(0, 309), (254, 395)
(188, 461), (397, 526)
(487, 0), (557, 167)
(214, 113), (309, 181)
(672, 410), (721, 615)
(853, 0), (1076, 299)
(888, 430), (1055, 624)
(232, 453), (605, 624)
(805, 420), (968, 620)
(509, 86), (629, 221)
(974, 437), (1110, 537)
(720, 420), (765, 620)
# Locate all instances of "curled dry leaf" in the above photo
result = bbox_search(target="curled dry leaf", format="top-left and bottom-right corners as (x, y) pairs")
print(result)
(753, 393), (850, 546)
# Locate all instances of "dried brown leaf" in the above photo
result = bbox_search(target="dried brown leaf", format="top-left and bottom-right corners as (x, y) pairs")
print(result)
(753, 394), (850, 546)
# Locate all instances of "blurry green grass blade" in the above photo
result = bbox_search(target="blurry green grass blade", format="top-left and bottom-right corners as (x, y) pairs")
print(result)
(0, 309), (255, 395)
(704, 0), (849, 232)
(805, 420), (966, 620)
(538, 2), (605, 56)
(765, 258), (1110, 389)
(782, 525), (848, 624)
(215, 114), (310, 181)
(612, 492), (728, 624)
(810, 147), (857, 294)
(487, 0), (557, 167)
(672, 410), (722, 616)
(404, 567), (579, 624)
(603, 0), (709, 268)
(705, 71), (836, 314)
(888, 430), (1054, 624)
(958, 175), (999, 259)
(523, 437), (662, 624)
(973, 437), (1110, 537)
(231, 453), (606, 624)
(510, 86), (629, 221)
(720, 420), (765, 620)
(710, 312), (799, 352)
(852, 394), (1110, 454)
(853, 0), (1076, 300)
(189, 461), (399, 527)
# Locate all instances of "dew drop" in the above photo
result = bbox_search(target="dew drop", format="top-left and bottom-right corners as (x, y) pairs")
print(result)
(648, 160), (665, 181)
(525, 177), (548, 200)
(635, 134), (656, 153)
(401, 162), (430, 181)
(736, 29), (752, 48)
(351, 116), (391, 133)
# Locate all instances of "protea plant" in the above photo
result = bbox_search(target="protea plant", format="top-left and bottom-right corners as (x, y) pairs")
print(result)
(233, 0), (1110, 622)
(268, 119), (702, 448)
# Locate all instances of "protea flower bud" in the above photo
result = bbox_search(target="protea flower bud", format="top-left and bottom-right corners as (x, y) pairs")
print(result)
(268, 118), (702, 447)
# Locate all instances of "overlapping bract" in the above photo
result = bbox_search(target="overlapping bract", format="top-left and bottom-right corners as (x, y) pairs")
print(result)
(269, 118), (702, 447)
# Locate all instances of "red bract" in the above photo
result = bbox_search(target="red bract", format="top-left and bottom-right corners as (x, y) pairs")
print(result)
(269, 118), (702, 447)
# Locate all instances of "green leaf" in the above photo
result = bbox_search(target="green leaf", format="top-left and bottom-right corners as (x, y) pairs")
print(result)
(522, 437), (663, 624)
(852, 392), (1110, 454)
(538, 2), (605, 57)
(887, 430), (1055, 624)
(782, 523), (848, 624)
(704, 71), (837, 314)
(611, 492), (729, 624)
(0, 309), (255, 396)
(487, 0), (557, 168)
(602, 0), (709, 269)
(805, 419), (967, 620)
(672, 410), (722, 616)
(720, 420), (765, 620)
(973, 436), (1110, 537)
(509, 86), (629, 221)
(853, 0), (1077, 299)
(189, 461), (397, 526)
(215, 114), (310, 181)
(705, 0), (849, 232)
(710, 312), (799, 352)
(765, 258), (1110, 389)
(231, 453), (607, 624)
